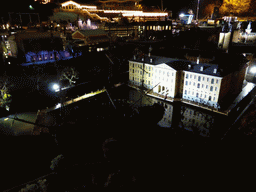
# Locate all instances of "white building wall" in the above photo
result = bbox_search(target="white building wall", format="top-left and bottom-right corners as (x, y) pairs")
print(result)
(129, 61), (154, 89)
(152, 64), (176, 98)
(182, 71), (222, 108)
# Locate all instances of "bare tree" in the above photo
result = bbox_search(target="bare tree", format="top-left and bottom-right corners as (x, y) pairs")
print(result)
(59, 67), (79, 86)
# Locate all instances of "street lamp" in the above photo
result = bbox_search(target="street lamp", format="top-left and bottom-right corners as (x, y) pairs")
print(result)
(196, 0), (200, 21)
(250, 66), (256, 74)
(52, 83), (60, 92)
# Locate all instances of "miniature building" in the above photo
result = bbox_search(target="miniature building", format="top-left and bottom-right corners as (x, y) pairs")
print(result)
(8, 31), (71, 64)
(129, 54), (248, 109)
(60, 0), (168, 23)
(72, 29), (109, 45)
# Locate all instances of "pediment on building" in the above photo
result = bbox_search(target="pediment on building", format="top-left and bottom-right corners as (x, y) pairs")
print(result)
(155, 63), (176, 71)
(72, 31), (85, 39)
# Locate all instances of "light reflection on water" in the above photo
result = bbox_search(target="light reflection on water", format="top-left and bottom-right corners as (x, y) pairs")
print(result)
(128, 88), (225, 138)
(0, 86), (227, 138)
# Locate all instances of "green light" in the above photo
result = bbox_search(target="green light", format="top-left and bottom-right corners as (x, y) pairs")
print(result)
(29, 5), (34, 10)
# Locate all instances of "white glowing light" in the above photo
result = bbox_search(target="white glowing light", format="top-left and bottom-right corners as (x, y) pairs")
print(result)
(123, 12), (168, 17)
(53, 84), (60, 91)
(250, 66), (256, 74)
(61, 1), (97, 10)
(179, 13), (185, 17)
(103, 10), (143, 14)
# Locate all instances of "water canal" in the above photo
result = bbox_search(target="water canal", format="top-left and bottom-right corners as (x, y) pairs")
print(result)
(0, 84), (254, 191)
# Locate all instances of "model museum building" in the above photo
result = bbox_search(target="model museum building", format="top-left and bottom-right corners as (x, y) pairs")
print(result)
(129, 54), (248, 109)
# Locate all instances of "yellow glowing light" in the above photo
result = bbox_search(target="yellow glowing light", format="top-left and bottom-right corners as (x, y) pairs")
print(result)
(103, 10), (143, 14)
(61, 1), (97, 10)
(4, 118), (9, 121)
(123, 12), (168, 17)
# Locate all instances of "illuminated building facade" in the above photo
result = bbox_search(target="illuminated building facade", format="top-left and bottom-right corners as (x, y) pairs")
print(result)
(72, 29), (110, 50)
(34, 0), (52, 4)
(129, 56), (188, 98)
(97, 0), (142, 10)
(60, 1), (168, 23)
(8, 31), (71, 64)
(129, 54), (248, 109)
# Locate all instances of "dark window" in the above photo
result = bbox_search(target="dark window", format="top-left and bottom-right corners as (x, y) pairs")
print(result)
(197, 83), (200, 88)
(198, 76), (201, 81)
(211, 79), (214, 84)
(209, 96), (212, 101)
(210, 86), (213, 91)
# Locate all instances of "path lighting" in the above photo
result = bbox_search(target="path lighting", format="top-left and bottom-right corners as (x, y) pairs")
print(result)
(53, 84), (60, 92)
(250, 66), (256, 74)
(179, 13), (185, 18)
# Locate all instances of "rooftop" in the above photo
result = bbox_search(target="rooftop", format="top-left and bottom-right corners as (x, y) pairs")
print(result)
(130, 54), (248, 77)
(73, 29), (108, 36)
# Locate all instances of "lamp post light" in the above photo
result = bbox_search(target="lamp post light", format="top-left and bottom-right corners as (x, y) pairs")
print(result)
(196, 0), (200, 21)
(250, 66), (256, 74)
(53, 83), (60, 92)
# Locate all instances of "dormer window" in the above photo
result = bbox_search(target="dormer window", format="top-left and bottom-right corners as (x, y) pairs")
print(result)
(213, 68), (217, 73)
(188, 65), (191, 69)
(200, 66), (203, 71)
(142, 58), (144, 61)
(150, 58), (153, 63)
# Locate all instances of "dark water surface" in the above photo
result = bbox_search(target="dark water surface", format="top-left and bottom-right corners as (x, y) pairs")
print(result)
(1, 85), (255, 190)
